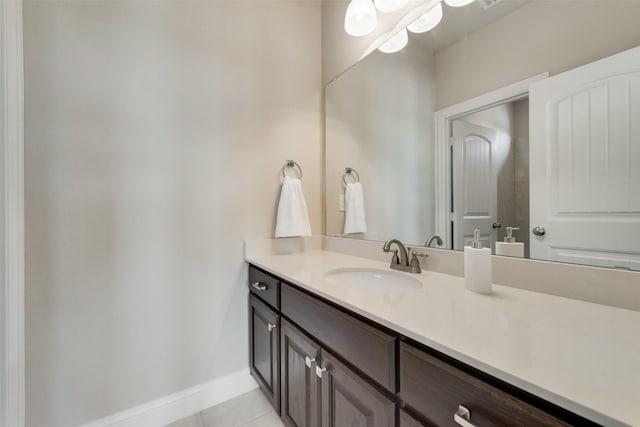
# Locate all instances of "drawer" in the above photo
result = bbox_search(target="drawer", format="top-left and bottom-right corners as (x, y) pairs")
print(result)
(400, 342), (570, 427)
(281, 283), (396, 392)
(248, 265), (279, 309)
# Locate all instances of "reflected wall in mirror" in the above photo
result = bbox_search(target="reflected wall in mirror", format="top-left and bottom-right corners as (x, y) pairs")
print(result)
(325, 0), (640, 270)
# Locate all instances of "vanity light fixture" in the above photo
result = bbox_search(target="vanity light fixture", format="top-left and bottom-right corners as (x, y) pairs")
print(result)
(407, 2), (443, 33)
(374, 0), (409, 13)
(344, 0), (378, 37)
(444, 0), (475, 7)
(377, 28), (408, 53)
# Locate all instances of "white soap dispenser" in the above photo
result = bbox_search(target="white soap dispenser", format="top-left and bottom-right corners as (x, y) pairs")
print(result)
(495, 227), (525, 258)
(464, 229), (492, 294)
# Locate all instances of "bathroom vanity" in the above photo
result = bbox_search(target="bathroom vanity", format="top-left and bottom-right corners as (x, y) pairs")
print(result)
(245, 246), (640, 427)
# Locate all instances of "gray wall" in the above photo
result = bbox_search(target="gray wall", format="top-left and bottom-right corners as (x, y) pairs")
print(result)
(435, 0), (640, 109)
(23, 1), (321, 426)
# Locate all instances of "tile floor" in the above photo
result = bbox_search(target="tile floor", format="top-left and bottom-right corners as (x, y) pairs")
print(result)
(166, 388), (285, 427)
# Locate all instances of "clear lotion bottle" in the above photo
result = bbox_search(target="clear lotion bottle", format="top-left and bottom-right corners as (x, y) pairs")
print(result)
(464, 229), (492, 294)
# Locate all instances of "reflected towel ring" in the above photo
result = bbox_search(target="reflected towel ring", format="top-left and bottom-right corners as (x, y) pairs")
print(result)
(282, 160), (302, 180)
(342, 167), (360, 186)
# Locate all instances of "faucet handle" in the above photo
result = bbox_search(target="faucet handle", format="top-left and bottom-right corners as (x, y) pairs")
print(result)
(391, 249), (400, 265)
(409, 250), (422, 274)
(410, 247), (429, 257)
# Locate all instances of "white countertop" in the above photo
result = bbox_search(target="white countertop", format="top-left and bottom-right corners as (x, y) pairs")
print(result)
(246, 249), (640, 427)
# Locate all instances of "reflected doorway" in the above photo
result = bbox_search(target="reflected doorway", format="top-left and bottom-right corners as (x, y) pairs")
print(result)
(450, 99), (530, 256)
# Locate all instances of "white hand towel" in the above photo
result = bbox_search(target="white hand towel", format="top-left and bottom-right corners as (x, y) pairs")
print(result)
(343, 182), (367, 235)
(275, 176), (312, 238)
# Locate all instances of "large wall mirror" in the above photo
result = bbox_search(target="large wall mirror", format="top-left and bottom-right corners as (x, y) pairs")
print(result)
(325, 0), (640, 270)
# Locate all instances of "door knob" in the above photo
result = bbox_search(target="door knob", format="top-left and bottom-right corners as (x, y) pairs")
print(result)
(532, 226), (546, 236)
(267, 323), (277, 332)
(492, 223), (501, 229)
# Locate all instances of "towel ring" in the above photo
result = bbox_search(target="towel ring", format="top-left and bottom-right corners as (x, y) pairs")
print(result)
(342, 167), (360, 186)
(282, 160), (302, 180)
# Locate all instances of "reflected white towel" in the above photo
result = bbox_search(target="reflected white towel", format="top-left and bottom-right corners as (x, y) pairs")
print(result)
(275, 176), (312, 238)
(343, 182), (367, 235)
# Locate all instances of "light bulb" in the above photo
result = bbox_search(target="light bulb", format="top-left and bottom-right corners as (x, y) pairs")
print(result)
(444, 0), (475, 7)
(344, 0), (378, 37)
(374, 0), (409, 13)
(407, 2), (443, 33)
(378, 28), (408, 53)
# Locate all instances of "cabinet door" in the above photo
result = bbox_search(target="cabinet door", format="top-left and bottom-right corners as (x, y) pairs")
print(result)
(281, 320), (322, 427)
(318, 350), (395, 427)
(249, 294), (280, 412)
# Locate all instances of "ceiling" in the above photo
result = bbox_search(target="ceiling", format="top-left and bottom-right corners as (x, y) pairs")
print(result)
(412, 0), (530, 52)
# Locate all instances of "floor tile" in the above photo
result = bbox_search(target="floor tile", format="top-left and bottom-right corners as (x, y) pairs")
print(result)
(200, 389), (274, 427)
(165, 413), (204, 427)
(239, 411), (285, 427)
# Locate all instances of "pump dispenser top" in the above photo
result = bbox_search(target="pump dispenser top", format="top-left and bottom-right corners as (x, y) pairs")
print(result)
(472, 229), (483, 248)
(504, 227), (520, 243)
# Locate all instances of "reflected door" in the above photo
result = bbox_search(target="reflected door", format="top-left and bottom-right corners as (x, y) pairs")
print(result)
(451, 121), (498, 251)
(529, 46), (640, 270)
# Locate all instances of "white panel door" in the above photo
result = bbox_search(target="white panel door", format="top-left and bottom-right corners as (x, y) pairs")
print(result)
(529, 46), (640, 270)
(452, 120), (498, 251)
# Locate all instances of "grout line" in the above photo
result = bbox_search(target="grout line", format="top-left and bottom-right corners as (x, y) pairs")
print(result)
(236, 409), (277, 427)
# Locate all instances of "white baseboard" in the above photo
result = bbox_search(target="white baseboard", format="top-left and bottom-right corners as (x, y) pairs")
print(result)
(81, 369), (258, 427)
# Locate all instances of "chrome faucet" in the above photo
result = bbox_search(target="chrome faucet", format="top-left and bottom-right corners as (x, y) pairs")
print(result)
(425, 235), (443, 248)
(382, 239), (423, 274)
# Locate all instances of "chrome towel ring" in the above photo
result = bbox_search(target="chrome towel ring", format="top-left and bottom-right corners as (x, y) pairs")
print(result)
(281, 160), (302, 179)
(342, 167), (360, 186)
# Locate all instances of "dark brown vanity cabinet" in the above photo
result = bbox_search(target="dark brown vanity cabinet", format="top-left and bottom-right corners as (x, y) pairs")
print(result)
(280, 318), (395, 427)
(249, 293), (280, 412)
(280, 319), (321, 427)
(399, 411), (430, 427)
(318, 350), (396, 427)
(399, 343), (571, 427)
(248, 264), (598, 427)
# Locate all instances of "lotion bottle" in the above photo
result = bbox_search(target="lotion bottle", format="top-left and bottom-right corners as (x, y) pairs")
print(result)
(464, 229), (492, 294)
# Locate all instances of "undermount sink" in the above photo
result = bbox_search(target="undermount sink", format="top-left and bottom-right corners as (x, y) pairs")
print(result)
(323, 267), (422, 293)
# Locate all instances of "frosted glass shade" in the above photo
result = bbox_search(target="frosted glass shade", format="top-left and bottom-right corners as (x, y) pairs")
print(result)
(374, 0), (409, 13)
(344, 0), (378, 37)
(378, 28), (408, 53)
(407, 2), (443, 33)
(444, 0), (475, 7)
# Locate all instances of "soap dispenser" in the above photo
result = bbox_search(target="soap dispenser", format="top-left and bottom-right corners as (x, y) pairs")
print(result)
(495, 227), (525, 258)
(464, 229), (492, 294)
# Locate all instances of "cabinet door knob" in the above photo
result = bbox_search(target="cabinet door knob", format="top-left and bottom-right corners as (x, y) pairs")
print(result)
(305, 356), (316, 368)
(251, 282), (267, 291)
(315, 365), (326, 379)
(267, 323), (277, 332)
(454, 405), (476, 427)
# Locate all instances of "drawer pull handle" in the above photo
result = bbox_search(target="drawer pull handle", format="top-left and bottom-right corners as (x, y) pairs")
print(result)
(267, 323), (277, 332)
(454, 405), (475, 427)
(305, 356), (316, 368)
(251, 282), (267, 291)
(315, 365), (326, 379)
